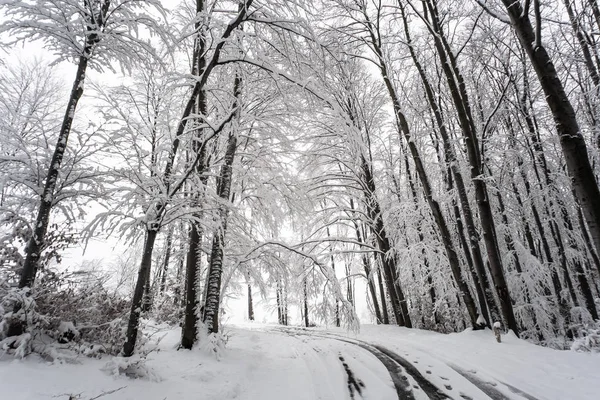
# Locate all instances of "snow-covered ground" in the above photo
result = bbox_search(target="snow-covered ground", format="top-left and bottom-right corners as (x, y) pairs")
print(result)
(1, 323), (598, 400)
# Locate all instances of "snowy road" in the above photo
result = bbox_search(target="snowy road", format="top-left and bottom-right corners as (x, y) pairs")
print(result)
(261, 326), (540, 400)
(2, 323), (598, 400)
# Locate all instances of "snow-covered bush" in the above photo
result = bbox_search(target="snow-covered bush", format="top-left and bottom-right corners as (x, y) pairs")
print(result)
(33, 268), (131, 356)
(571, 322), (600, 353)
(152, 296), (182, 326)
(197, 322), (231, 360)
(102, 353), (161, 381)
(0, 283), (43, 358)
(0, 264), (134, 358)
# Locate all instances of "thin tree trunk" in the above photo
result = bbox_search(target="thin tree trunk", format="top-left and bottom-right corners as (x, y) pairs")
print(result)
(394, 152), (441, 327)
(19, 55), (89, 289)
(350, 199), (383, 323)
(247, 279), (254, 321)
(283, 282), (288, 325)
(578, 206), (600, 277)
(202, 111), (240, 334)
(18, 1), (112, 290)
(559, 204), (599, 320)
(362, 167), (408, 327)
(181, 221), (202, 349)
(142, 262), (153, 312)
(276, 279), (283, 324)
(377, 266), (390, 324)
(173, 227), (186, 307)
(180, 0), (209, 348)
(304, 278), (309, 327)
(123, 229), (158, 357)
(202, 132), (237, 334)
(159, 226), (174, 294)
(326, 225), (341, 327)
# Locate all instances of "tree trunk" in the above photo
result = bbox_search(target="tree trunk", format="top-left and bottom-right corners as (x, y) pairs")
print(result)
(377, 266), (390, 324)
(202, 120), (239, 334)
(181, 221), (202, 349)
(276, 279), (283, 324)
(173, 228), (186, 307)
(123, 229), (158, 357)
(142, 262), (153, 312)
(303, 279), (309, 327)
(578, 206), (600, 277)
(350, 200), (383, 323)
(200, 1), (246, 335)
(159, 226), (174, 294)
(326, 225), (341, 327)
(247, 280), (254, 321)
(19, 54), (89, 289)
(180, 0), (209, 347)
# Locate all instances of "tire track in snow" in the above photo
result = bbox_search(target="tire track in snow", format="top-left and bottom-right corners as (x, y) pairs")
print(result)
(448, 365), (539, 400)
(338, 354), (365, 399)
(265, 326), (541, 400)
(270, 326), (449, 400)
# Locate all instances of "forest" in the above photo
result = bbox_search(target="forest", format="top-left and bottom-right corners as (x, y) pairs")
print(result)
(1, 0), (600, 364)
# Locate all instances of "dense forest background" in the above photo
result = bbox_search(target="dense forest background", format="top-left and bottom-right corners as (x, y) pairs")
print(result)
(1, 0), (599, 358)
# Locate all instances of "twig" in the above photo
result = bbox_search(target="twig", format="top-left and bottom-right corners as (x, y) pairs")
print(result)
(88, 386), (127, 400)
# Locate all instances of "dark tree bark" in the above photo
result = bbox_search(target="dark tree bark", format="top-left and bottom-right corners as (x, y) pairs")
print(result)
(360, 155), (409, 327)
(276, 279), (283, 324)
(123, 229), (158, 357)
(159, 226), (174, 294)
(202, 72), (241, 334)
(180, 86), (209, 350)
(325, 225), (341, 327)
(142, 262), (153, 313)
(350, 199), (383, 323)
(283, 285), (288, 326)
(303, 278), (309, 327)
(394, 148), (440, 326)
(202, 132), (237, 334)
(180, 218), (203, 349)
(247, 278), (254, 321)
(376, 266), (390, 324)
(578, 206), (600, 277)
(173, 227), (186, 307)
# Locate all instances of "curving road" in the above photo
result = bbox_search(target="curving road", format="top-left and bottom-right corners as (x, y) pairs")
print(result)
(264, 326), (539, 400)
